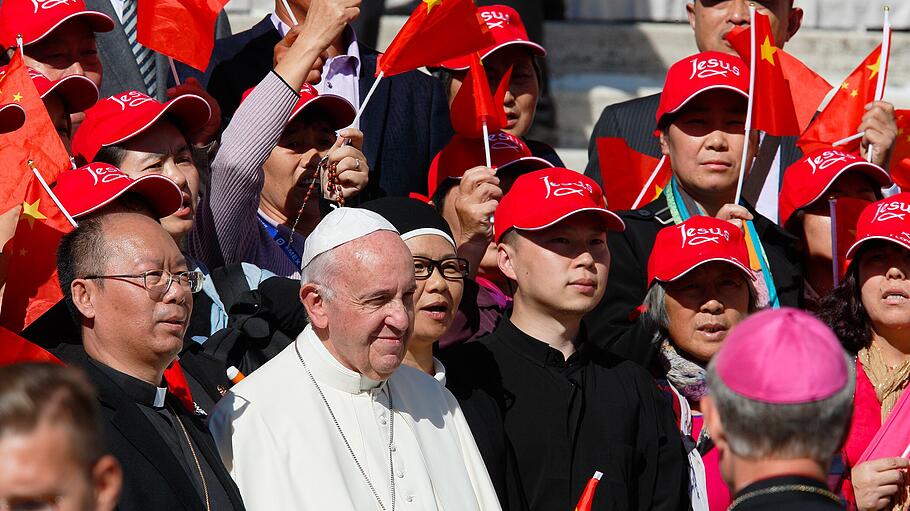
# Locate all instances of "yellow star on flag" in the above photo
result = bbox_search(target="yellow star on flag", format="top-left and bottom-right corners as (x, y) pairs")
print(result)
(653, 185), (664, 199)
(18, 248), (26, 257)
(760, 36), (778, 65)
(11, 92), (22, 102)
(841, 81), (850, 91)
(20, 199), (47, 229)
(850, 89), (859, 98)
(423, 0), (442, 13)
(867, 54), (881, 81)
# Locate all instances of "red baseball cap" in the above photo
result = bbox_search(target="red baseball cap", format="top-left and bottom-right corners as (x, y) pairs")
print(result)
(0, 103), (25, 134)
(0, 66), (99, 114)
(647, 216), (754, 286)
(427, 132), (554, 197)
(436, 5), (546, 70)
(72, 90), (211, 163)
(241, 82), (355, 131)
(54, 163), (183, 219)
(655, 51), (749, 131)
(0, 0), (114, 48)
(846, 193), (910, 259)
(778, 147), (891, 227)
(494, 167), (624, 242)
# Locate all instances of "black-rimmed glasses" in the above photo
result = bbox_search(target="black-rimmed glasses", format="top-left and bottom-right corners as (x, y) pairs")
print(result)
(83, 269), (204, 299)
(413, 256), (469, 281)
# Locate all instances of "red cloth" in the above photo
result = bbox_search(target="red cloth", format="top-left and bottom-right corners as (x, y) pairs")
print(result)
(378, 0), (495, 77)
(163, 360), (196, 414)
(799, 42), (888, 155)
(0, 51), (71, 212)
(890, 110), (910, 190)
(137, 0), (229, 72)
(841, 359), (883, 508)
(832, 198), (870, 280)
(450, 53), (508, 138)
(595, 137), (670, 210)
(725, 13), (801, 136)
(692, 415), (731, 510)
(0, 325), (61, 365)
(0, 171), (73, 332)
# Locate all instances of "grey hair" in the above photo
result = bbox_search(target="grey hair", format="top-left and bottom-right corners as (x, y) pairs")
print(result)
(301, 250), (338, 301)
(642, 277), (760, 344)
(705, 356), (855, 465)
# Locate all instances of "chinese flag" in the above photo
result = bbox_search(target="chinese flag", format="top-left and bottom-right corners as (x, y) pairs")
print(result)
(575, 471), (603, 511)
(378, 0), (495, 77)
(450, 53), (509, 138)
(831, 197), (869, 281)
(725, 12), (800, 136)
(164, 360), (197, 414)
(137, 0), (229, 72)
(889, 109), (910, 190)
(0, 325), (61, 365)
(596, 137), (671, 211)
(0, 51), (70, 212)
(798, 42), (888, 155)
(0, 171), (73, 332)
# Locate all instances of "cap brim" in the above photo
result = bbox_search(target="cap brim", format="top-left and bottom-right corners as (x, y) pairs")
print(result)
(27, 11), (114, 46)
(514, 207), (626, 234)
(0, 103), (25, 134)
(497, 156), (554, 175)
(43, 74), (98, 113)
(437, 40), (548, 70)
(798, 162), (893, 218)
(846, 235), (910, 260)
(105, 94), (212, 149)
(74, 173), (183, 219)
(289, 94), (356, 131)
(654, 257), (756, 286)
(659, 85), (749, 126)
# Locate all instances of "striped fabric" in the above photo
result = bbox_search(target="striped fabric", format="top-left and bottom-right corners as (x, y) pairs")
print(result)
(122, 0), (157, 97)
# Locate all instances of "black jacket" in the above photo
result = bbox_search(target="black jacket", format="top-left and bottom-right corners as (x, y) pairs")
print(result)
(52, 345), (246, 511)
(442, 319), (689, 511)
(204, 16), (453, 198)
(730, 475), (845, 510)
(582, 194), (803, 367)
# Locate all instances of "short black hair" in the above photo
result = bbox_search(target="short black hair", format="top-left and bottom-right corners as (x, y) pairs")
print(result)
(57, 216), (109, 323)
(93, 144), (129, 168)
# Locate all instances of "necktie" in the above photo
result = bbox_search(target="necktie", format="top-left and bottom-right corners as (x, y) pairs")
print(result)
(122, 0), (157, 98)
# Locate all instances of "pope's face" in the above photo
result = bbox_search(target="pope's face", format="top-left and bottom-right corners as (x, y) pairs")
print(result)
(687, 0), (802, 54)
(321, 232), (417, 381)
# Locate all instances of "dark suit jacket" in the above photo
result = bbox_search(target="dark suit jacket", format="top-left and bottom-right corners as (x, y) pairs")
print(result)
(583, 93), (803, 202)
(582, 194), (803, 367)
(204, 16), (454, 197)
(52, 345), (246, 511)
(84, 0), (231, 101)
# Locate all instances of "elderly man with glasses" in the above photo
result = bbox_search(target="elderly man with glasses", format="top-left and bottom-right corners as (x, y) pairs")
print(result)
(52, 211), (246, 511)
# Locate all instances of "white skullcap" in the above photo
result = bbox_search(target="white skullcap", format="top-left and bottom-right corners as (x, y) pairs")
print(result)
(301, 207), (399, 269)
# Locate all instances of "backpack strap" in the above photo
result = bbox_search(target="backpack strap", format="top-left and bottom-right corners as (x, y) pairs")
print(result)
(209, 263), (253, 313)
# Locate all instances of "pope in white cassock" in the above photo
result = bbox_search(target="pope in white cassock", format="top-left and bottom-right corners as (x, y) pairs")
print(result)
(209, 208), (502, 510)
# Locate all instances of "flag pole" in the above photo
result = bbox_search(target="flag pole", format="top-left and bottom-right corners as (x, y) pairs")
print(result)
(15, 34), (23, 57)
(168, 57), (181, 86)
(351, 72), (384, 127)
(632, 155), (667, 209)
(481, 120), (493, 168)
(280, 0), (299, 25)
(734, 4), (757, 207)
(829, 198), (840, 286)
(833, 131), (865, 147)
(27, 161), (77, 228)
(869, 5), (891, 163)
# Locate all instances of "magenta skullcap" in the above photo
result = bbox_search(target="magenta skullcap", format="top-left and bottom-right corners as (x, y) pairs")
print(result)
(713, 307), (848, 404)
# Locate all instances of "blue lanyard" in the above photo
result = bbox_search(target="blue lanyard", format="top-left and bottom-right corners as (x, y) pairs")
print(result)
(258, 214), (302, 268)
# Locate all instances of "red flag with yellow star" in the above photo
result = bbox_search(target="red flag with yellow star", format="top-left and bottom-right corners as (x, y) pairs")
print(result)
(0, 51), (70, 212)
(596, 137), (670, 211)
(0, 168), (73, 332)
(377, 0), (495, 77)
(726, 12), (800, 136)
(0, 325), (61, 365)
(889, 109), (910, 190)
(798, 42), (888, 155)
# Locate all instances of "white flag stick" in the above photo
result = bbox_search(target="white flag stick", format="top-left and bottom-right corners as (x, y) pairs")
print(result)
(632, 155), (667, 210)
(833, 131), (865, 147)
(481, 120), (492, 169)
(829, 199), (840, 286)
(27, 161), (77, 228)
(869, 6), (891, 163)
(280, 0), (299, 25)
(168, 57), (181, 87)
(351, 72), (384, 128)
(734, 5), (757, 207)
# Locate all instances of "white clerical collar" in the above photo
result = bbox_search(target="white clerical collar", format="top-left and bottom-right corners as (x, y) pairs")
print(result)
(299, 325), (385, 393)
(432, 357), (446, 386)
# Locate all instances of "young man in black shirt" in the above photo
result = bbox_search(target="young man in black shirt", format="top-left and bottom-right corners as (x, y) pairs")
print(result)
(443, 167), (689, 511)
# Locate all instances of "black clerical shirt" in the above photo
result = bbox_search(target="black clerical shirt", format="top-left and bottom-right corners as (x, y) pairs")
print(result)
(90, 361), (234, 511)
(443, 319), (689, 511)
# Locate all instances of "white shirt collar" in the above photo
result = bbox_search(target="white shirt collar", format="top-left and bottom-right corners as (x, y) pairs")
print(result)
(432, 357), (447, 386)
(299, 325), (385, 393)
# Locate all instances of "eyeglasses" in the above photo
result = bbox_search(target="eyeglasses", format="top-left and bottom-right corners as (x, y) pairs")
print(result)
(83, 269), (204, 299)
(413, 256), (469, 281)
(0, 495), (62, 511)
